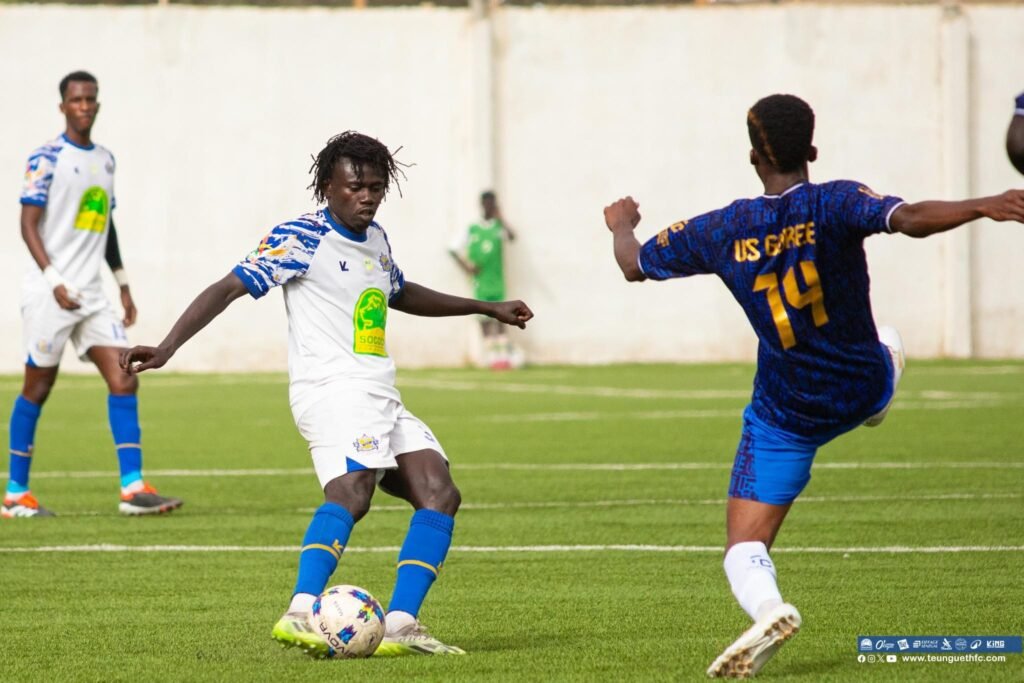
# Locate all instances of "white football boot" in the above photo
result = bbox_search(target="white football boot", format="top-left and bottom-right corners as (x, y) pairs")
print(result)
(706, 603), (802, 678)
(864, 325), (905, 427)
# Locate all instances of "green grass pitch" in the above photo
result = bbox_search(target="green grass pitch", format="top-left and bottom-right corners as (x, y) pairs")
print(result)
(1, 361), (1022, 681)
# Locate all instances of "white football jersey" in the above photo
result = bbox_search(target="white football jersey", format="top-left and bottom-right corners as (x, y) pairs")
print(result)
(233, 209), (406, 415)
(20, 134), (116, 301)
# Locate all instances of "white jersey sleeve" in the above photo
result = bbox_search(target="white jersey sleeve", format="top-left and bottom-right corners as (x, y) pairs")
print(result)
(233, 216), (329, 298)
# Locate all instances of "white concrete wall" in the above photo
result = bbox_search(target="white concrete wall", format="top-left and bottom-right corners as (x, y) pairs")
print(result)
(0, 4), (1021, 373)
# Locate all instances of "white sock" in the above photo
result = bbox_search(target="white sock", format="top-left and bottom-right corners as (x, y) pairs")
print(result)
(724, 541), (784, 621)
(288, 592), (317, 615)
(385, 609), (415, 635)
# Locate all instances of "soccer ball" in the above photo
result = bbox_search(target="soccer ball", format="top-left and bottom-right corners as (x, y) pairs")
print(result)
(311, 585), (386, 658)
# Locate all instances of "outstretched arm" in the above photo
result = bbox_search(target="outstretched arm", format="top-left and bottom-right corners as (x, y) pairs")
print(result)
(119, 272), (249, 374)
(604, 196), (646, 281)
(390, 281), (533, 328)
(891, 190), (1024, 238)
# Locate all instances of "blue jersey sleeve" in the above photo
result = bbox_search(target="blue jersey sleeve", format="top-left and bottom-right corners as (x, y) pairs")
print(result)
(1015, 91), (1024, 115)
(823, 180), (905, 238)
(20, 145), (60, 207)
(638, 215), (714, 280)
(232, 220), (322, 298)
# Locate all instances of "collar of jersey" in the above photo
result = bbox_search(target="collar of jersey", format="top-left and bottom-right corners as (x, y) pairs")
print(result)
(322, 208), (370, 243)
(761, 182), (806, 199)
(60, 133), (95, 151)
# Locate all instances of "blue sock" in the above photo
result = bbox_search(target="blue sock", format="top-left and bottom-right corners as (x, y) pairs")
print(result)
(388, 509), (455, 617)
(7, 396), (41, 496)
(294, 503), (355, 597)
(108, 394), (143, 488)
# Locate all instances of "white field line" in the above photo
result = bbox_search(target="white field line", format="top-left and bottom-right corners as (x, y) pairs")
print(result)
(27, 461), (1024, 480)
(0, 399), (1005, 436)
(476, 409), (741, 422)
(400, 378), (1024, 403)
(324, 491), (1023, 513)
(47, 491), (1018, 519)
(910, 365), (1024, 376)
(401, 378), (750, 400)
(469, 399), (1011, 423)
(1, 543), (1023, 555)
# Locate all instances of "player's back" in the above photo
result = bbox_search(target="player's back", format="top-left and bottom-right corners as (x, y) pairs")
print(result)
(640, 180), (905, 436)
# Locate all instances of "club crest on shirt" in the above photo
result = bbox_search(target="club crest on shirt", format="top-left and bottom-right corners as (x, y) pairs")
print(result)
(353, 434), (380, 452)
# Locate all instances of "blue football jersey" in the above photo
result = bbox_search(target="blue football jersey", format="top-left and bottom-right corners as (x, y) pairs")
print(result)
(639, 180), (905, 436)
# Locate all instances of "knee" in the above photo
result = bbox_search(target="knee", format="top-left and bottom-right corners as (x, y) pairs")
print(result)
(107, 374), (138, 396)
(323, 472), (375, 522)
(22, 377), (57, 405)
(417, 477), (461, 516)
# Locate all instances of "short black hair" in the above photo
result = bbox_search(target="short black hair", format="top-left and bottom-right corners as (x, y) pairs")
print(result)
(480, 190), (496, 202)
(1008, 117), (1024, 175)
(308, 131), (405, 203)
(747, 94), (815, 172)
(59, 71), (98, 100)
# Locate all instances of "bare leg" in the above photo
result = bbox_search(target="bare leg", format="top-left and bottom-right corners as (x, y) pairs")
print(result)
(21, 364), (59, 405)
(726, 497), (793, 551)
(379, 449), (460, 515)
(323, 469), (377, 521)
(87, 345), (138, 396)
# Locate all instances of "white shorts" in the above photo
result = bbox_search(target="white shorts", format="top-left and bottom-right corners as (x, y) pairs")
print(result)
(294, 388), (448, 489)
(21, 287), (127, 367)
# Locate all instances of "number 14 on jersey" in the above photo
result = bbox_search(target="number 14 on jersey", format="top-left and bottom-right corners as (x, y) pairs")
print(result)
(753, 260), (829, 350)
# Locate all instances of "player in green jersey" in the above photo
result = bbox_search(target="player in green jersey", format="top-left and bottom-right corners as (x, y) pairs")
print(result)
(449, 191), (518, 369)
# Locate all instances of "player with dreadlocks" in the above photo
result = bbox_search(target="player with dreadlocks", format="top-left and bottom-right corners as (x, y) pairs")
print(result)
(120, 131), (533, 658)
(603, 94), (1024, 678)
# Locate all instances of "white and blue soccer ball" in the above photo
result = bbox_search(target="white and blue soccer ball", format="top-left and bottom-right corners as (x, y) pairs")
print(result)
(311, 585), (386, 658)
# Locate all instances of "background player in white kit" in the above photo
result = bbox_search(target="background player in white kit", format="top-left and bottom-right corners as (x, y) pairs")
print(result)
(120, 131), (534, 657)
(3, 71), (182, 518)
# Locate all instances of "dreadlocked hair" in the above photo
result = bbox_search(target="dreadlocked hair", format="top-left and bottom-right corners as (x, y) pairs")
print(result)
(308, 131), (406, 203)
(747, 94), (815, 173)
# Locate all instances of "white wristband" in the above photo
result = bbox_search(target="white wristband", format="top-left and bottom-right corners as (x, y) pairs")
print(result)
(42, 265), (81, 301)
(42, 265), (66, 290)
(112, 268), (130, 288)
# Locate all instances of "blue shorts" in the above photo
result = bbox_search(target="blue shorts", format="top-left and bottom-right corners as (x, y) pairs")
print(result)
(728, 406), (851, 506)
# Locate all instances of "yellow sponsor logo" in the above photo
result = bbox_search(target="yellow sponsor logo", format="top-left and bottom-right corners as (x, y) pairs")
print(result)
(353, 288), (388, 356)
(74, 186), (109, 233)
